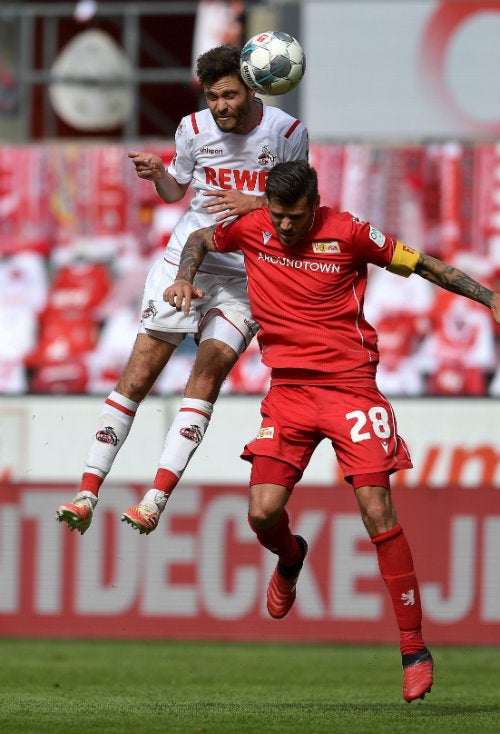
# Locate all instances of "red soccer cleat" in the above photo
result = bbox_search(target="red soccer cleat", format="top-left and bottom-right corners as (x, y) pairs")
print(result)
(121, 502), (162, 534)
(55, 491), (98, 535)
(121, 489), (168, 535)
(267, 535), (308, 619)
(402, 649), (434, 702)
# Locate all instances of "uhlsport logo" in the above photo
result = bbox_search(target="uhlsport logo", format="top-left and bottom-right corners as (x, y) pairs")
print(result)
(201, 146), (223, 155)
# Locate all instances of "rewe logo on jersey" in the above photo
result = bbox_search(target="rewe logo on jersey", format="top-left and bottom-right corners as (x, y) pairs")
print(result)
(204, 166), (269, 191)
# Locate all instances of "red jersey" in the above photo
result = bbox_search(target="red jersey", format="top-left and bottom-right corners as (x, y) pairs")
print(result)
(213, 206), (400, 381)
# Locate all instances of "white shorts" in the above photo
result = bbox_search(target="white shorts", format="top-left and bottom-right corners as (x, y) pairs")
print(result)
(138, 258), (258, 355)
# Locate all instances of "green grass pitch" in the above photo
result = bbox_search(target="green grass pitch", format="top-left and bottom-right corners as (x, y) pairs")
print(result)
(0, 640), (498, 734)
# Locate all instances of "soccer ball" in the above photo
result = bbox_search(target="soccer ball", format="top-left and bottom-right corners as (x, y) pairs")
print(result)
(240, 31), (305, 96)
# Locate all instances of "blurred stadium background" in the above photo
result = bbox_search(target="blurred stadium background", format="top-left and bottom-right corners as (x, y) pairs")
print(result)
(0, 1), (498, 650)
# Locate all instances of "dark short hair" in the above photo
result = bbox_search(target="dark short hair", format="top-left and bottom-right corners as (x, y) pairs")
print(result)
(196, 45), (243, 88)
(265, 160), (318, 206)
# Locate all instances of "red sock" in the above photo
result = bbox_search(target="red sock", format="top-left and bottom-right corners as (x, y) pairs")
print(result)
(153, 468), (179, 498)
(248, 510), (301, 568)
(371, 524), (426, 655)
(80, 472), (103, 497)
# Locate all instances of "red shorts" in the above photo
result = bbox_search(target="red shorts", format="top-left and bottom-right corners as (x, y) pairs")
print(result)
(241, 382), (412, 486)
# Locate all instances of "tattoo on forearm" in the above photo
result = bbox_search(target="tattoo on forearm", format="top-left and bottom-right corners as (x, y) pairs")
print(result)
(177, 231), (210, 282)
(416, 254), (494, 308)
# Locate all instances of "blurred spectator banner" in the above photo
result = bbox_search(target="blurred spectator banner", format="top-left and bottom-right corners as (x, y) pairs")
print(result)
(2, 140), (499, 261)
(1, 141), (500, 397)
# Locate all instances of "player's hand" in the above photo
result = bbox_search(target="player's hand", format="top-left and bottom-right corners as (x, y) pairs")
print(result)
(202, 190), (264, 222)
(164, 279), (205, 315)
(128, 151), (166, 182)
(491, 292), (500, 324)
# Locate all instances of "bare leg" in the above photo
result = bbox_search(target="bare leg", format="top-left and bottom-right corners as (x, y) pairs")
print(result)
(116, 333), (178, 401)
(184, 338), (240, 401)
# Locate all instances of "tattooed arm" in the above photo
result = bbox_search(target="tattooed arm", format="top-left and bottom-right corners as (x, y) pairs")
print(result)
(163, 225), (217, 314)
(416, 253), (500, 323)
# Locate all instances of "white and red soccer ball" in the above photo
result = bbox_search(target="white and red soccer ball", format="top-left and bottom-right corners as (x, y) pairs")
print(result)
(240, 30), (306, 96)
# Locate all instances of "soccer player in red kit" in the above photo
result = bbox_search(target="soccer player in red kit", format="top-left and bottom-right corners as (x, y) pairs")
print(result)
(165, 160), (500, 702)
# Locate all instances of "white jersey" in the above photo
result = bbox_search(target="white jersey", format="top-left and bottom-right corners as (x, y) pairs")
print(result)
(165, 103), (309, 277)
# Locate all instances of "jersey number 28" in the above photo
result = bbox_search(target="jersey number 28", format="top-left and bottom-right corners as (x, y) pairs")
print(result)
(346, 407), (391, 443)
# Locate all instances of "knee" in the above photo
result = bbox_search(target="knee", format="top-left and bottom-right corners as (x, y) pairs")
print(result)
(248, 491), (286, 531)
(248, 506), (282, 531)
(186, 354), (237, 401)
(187, 367), (223, 393)
(365, 506), (396, 535)
(355, 486), (397, 536)
(193, 343), (238, 380)
(116, 369), (154, 402)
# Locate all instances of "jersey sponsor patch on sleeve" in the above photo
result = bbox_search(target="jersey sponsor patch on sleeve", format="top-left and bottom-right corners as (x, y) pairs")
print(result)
(369, 226), (386, 248)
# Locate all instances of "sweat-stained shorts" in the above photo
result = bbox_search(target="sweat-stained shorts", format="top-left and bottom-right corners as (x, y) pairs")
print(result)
(241, 381), (413, 488)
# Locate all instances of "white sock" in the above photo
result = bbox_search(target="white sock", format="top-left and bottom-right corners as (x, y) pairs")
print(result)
(158, 397), (213, 478)
(141, 488), (169, 511)
(83, 390), (139, 478)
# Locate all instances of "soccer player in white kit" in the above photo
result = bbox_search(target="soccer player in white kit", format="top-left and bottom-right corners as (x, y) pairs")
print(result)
(55, 44), (309, 535)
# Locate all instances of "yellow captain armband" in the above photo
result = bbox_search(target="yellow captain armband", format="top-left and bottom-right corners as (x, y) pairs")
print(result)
(386, 241), (420, 277)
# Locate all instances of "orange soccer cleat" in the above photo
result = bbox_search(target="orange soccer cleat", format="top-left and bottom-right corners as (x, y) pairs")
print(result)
(121, 489), (168, 535)
(56, 491), (98, 535)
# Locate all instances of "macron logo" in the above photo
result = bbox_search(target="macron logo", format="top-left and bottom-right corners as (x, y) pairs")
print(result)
(262, 231), (272, 244)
